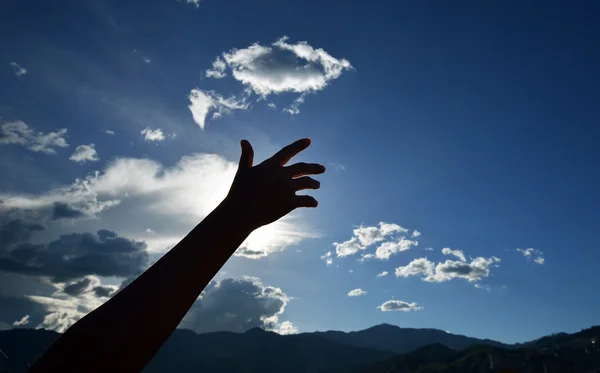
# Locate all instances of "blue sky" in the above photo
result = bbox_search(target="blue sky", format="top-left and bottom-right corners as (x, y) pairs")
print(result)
(1, 0), (599, 344)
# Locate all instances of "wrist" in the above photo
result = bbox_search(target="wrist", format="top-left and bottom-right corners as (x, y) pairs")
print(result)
(212, 196), (256, 236)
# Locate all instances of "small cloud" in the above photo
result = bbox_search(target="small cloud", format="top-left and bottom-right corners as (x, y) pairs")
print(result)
(474, 283), (491, 292)
(146, 228), (156, 234)
(334, 222), (409, 257)
(188, 89), (249, 130)
(270, 320), (298, 335)
(376, 271), (388, 277)
(283, 95), (305, 116)
(267, 102), (277, 109)
(10, 62), (27, 77)
(377, 300), (422, 312)
(186, 0), (201, 7)
(205, 56), (227, 79)
(320, 251), (333, 266)
(347, 288), (367, 297)
(69, 144), (99, 163)
(412, 230), (421, 238)
(143, 57), (151, 64)
(395, 256), (500, 283)
(104, 130), (115, 135)
(348, 269), (354, 273)
(0, 120), (68, 154)
(424, 247), (434, 251)
(12, 315), (30, 326)
(327, 162), (345, 171)
(516, 248), (545, 265)
(141, 127), (166, 142)
(441, 248), (466, 262)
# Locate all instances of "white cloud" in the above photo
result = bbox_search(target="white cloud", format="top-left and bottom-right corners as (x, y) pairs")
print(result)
(347, 288), (367, 297)
(334, 237), (364, 257)
(143, 57), (151, 64)
(354, 222), (407, 247)
(69, 144), (99, 163)
(375, 237), (418, 260)
(186, 0), (201, 7)
(206, 36), (352, 114)
(377, 300), (422, 312)
(1, 152), (314, 257)
(395, 256), (500, 283)
(12, 314), (30, 326)
(321, 251), (333, 266)
(283, 95), (305, 116)
(205, 56), (227, 78)
(376, 271), (388, 277)
(141, 127), (166, 142)
(104, 130), (115, 135)
(0, 120), (68, 154)
(188, 89), (249, 130)
(441, 247), (466, 262)
(334, 222), (414, 259)
(10, 62), (27, 77)
(412, 230), (421, 238)
(424, 247), (434, 251)
(270, 320), (298, 335)
(475, 283), (491, 292)
(517, 248), (545, 265)
(267, 102), (277, 109)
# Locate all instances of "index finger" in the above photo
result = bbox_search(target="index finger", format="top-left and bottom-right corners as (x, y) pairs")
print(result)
(269, 138), (311, 166)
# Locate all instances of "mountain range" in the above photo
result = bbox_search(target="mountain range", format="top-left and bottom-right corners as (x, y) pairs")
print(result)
(1, 324), (599, 372)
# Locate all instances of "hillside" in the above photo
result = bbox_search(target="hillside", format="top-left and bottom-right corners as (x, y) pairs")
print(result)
(314, 323), (508, 354)
(1, 324), (600, 373)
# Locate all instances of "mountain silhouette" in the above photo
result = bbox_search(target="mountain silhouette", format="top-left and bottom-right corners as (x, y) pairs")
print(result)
(1, 324), (599, 373)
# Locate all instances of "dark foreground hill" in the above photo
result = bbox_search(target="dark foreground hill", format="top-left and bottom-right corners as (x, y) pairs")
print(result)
(1, 324), (599, 373)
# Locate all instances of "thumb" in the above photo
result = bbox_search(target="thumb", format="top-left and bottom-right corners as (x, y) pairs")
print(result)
(239, 139), (254, 169)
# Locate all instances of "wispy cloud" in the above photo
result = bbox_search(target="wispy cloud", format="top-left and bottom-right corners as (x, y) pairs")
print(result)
(185, 0), (201, 8)
(12, 314), (30, 326)
(441, 247), (466, 262)
(376, 271), (388, 277)
(516, 248), (545, 265)
(10, 62), (27, 77)
(69, 144), (99, 163)
(377, 300), (422, 312)
(0, 120), (68, 154)
(205, 56), (227, 78)
(188, 89), (249, 130)
(321, 251), (333, 266)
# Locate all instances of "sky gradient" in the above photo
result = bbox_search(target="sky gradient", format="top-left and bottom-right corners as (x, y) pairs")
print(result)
(1, 0), (599, 344)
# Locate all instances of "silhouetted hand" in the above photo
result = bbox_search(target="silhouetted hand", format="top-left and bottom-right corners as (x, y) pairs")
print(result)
(225, 138), (326, 231)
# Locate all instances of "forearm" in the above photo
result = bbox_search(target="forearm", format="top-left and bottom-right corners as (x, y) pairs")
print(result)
(30, 199), (251, 373)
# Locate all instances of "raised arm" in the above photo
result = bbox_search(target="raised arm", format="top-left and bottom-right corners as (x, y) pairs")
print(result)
(30, 138), (325, 373)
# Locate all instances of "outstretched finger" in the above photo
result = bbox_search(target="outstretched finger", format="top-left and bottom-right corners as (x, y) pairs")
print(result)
(270, 138), (311, 166)
(286, 162), (326, 178)
(293, 177), (320, 191)
(294, 195), (318, 208)
(238, 140), (254, 169)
